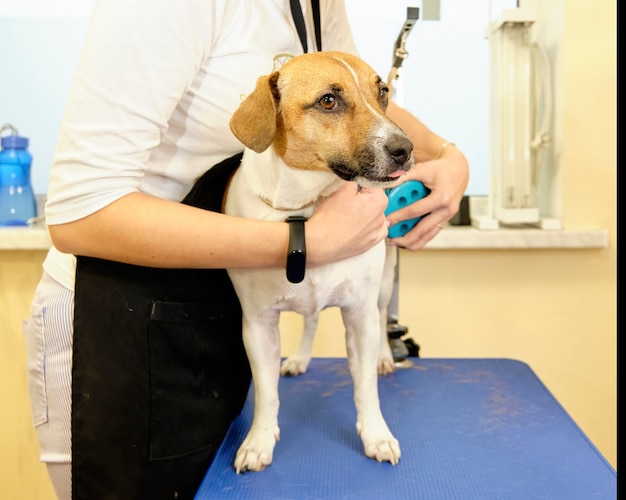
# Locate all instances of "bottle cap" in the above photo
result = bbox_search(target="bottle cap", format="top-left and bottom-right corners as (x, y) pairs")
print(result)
(1, 135), (29, 149)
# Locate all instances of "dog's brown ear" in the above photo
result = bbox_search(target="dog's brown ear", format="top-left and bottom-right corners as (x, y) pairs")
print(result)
(229, 73), (279, 153)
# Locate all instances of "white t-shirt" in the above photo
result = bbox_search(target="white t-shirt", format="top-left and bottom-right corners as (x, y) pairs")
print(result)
(43, 0), (358, 289)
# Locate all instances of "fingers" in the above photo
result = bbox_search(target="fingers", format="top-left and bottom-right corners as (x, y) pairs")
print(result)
(385, 197), (432, 228)
(390, 223), (440, 251)
(389, 210), (447, 251)
(385, 148), (468, 250)
(308, 183), (389, 266)
(358, 186), (391, 244)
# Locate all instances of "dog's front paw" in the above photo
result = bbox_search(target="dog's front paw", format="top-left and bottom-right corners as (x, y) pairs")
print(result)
(363, 436), (401, 465)
(234, 427), (280, 473)
(357, 422), (401, 465)
(280, 355), (311, 376)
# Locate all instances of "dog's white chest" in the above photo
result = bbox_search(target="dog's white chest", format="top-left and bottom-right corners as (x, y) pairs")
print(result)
(228, 241), (385, 318)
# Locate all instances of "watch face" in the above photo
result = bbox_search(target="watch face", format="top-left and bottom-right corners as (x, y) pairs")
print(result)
(287, 250), (306, 283)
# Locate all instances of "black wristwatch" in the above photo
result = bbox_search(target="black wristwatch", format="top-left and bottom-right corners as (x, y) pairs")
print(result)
(285, 216), (307, 283)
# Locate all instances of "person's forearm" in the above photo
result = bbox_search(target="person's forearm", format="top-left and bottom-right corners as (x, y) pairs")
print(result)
(49, 183), (391, 270)
(49, 192), (290, 269)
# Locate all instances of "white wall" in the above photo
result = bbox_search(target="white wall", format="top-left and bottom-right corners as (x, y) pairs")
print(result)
(0, 12), (90, 195)
(345, 0), (494, 195)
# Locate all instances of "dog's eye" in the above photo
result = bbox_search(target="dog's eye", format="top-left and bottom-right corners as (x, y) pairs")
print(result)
(378, 85), (390, 108)
(319, 94), (337, 110)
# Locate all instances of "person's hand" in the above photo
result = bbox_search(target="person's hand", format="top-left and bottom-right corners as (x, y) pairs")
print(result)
(306, 182), (389, 267)
(386, 145), (469, 250)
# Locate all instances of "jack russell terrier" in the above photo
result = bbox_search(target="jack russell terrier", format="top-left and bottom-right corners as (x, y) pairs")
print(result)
(225, 51), (413, 473)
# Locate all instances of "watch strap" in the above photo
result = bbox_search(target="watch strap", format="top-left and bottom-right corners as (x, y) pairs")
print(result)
(285, 216), (307, 283)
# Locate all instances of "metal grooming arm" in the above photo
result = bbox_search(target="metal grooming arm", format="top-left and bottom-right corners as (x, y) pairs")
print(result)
(387, 7), (420, 365)
(386, 7), (420, 94)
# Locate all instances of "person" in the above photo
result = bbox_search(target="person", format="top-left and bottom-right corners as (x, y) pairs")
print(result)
(23, 0), (469, 498)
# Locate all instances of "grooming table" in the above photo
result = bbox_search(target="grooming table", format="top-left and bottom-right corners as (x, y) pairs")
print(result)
(195, 358), (616, 499)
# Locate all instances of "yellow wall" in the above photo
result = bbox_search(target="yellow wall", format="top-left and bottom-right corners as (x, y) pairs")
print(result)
(1, 251), (56, 500)
(0, 1), (615, 498)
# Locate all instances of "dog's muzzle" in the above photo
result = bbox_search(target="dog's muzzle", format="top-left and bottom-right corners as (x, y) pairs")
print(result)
(329, 133), (414, 185)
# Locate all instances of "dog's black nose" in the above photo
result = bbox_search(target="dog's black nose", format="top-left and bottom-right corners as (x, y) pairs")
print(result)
(386, 136), (413, 167)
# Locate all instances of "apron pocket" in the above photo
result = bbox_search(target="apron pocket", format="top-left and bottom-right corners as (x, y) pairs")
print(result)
(148, 300), (237, 461)
(23, 305), (48, 427)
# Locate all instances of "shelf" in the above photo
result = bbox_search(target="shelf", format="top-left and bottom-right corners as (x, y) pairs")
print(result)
(0, 225), (608, 252)
(0, 226), (52, 250)
(424, 225), (608, 250)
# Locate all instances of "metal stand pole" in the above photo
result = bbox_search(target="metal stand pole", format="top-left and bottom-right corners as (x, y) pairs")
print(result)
(386, 7), (421, 366)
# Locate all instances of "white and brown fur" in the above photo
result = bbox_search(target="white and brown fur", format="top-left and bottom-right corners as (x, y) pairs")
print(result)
(225, 51), (413, 473)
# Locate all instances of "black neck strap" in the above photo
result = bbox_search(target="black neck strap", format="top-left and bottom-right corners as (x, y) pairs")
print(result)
(312, 0), (321, 51)
(290, 0), (322, 53)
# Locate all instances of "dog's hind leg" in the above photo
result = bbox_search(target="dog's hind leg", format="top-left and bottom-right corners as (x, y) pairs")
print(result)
(234, 310), (282, 473)
(342, 305), (401, 465)
(377, 242), (397, 375)
(280, 313), (319, 376)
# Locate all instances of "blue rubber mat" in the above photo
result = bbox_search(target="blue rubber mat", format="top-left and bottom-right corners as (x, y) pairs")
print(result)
(195, 358), (616, 499)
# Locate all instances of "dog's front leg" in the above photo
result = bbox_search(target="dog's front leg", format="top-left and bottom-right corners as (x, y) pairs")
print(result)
(343, 306), (401, 465)
(234, 311), (282, 473)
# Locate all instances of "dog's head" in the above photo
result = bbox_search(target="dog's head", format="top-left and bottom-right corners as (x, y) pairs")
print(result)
(229, 52), (414, 188)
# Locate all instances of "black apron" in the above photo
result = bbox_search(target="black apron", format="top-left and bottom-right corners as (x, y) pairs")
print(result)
(72, 153), (250, 499)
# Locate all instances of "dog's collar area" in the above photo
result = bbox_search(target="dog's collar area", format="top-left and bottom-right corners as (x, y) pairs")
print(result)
(285, 215), (307, 283)
(258, 193), (326, 212)
(260, 184), (359, 211)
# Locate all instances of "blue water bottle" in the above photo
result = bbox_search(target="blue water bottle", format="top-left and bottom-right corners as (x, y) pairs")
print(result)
(0, 124), (37, 226)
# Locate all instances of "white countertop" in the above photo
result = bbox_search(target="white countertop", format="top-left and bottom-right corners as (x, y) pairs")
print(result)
(0, 225), (608, 252)
(426, 225), (608, 249)
(0, 226), (52, 250)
